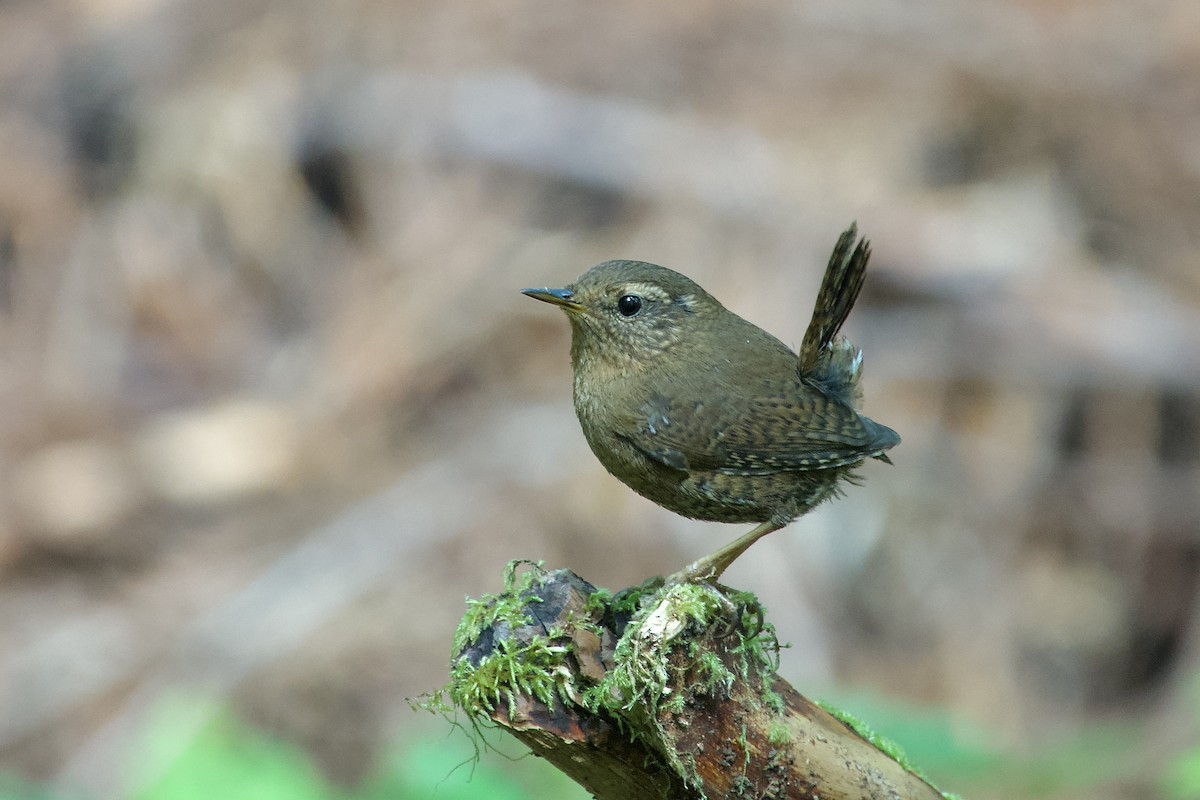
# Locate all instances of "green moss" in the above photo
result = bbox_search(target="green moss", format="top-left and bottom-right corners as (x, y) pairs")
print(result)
(419, 560), (565, 722)
(582, 582), (721, 715)
(448, 635), (570, 718)
(761, 685), (786, 716)
(661, 690), (688, 717)
(820, 701), (914, 767)
(817, 700), (962, 800)
(696, 651), (735, 697)
(767, 720), (791, 747)
(724, 593), (787, 718)
(451, 560), (545, 656)
(427, 563), (876, 799)
(574, 581), (791, 788)
(581, 586), (612, 616)
(608, 577), (660, 618)
(662, 583), (723, 626)
(579, 621), (667, 717)
(737, 725), (751, 772)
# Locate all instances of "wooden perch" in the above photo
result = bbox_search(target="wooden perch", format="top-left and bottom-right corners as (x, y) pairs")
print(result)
(440, 562), (951, 800)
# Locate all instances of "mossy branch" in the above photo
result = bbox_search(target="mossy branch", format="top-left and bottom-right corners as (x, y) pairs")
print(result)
(423, 561), (956, 800)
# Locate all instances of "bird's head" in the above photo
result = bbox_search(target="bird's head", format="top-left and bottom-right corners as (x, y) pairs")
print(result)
(523, 260), (725, 373)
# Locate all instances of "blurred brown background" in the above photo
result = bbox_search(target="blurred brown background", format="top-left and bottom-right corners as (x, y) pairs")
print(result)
(2, 1), (1199, 798)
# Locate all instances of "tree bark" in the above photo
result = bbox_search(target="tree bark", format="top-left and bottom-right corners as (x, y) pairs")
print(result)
(446, 563), (949, 800)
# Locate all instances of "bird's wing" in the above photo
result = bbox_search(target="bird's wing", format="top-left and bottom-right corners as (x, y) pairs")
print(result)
(617, 387), (899, 476)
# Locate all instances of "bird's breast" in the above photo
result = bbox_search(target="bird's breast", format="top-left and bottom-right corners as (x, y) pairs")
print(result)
(572, 369), (663, 477)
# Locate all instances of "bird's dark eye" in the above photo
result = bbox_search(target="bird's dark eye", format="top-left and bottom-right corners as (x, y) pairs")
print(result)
(617, 295), (643, 317)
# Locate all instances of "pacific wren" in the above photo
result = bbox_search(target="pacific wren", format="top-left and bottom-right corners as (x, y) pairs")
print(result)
(523, 224), (899, 582)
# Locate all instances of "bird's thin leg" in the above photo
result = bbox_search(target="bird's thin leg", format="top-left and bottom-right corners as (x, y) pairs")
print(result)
(668, 519), (785, 585)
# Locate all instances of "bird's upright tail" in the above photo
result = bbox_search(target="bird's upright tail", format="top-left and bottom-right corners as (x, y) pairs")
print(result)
(797, 223), (871, 407)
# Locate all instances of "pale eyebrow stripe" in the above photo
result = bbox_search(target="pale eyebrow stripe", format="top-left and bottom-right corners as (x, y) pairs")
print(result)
(621, 282), (671, 301)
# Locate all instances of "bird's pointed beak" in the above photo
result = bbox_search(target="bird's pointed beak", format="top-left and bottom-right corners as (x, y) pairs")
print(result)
(522, 287), (584, 312)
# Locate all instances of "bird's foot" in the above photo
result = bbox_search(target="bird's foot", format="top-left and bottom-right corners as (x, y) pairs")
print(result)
(662, 556), (720, 589)
(655, 563), (764, 639)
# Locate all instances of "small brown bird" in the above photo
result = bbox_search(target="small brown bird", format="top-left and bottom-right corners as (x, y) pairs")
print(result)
(523, 224), (899, 583)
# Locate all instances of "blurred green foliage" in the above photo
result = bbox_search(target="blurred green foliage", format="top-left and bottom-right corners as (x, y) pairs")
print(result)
(824, 691), (1141, 798)
(1163, 746), (1200, 800)
(1161, 673), (1200, 800)
(130, 697), (332, 800)
(125, 694), (585, 800)
(0, 775), (61, 800)
(1, 686), (1189, 799)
